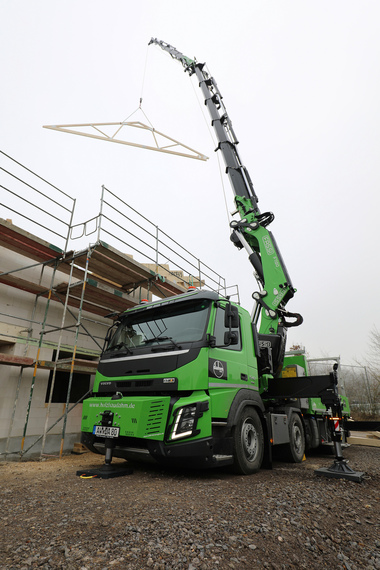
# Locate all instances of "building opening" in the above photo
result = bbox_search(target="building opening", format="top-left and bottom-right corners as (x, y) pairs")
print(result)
(45, 350), (97, 404)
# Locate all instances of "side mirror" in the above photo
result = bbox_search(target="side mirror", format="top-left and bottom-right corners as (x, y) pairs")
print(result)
(224, 303), (239, 329)
(224, 330), (239, 345)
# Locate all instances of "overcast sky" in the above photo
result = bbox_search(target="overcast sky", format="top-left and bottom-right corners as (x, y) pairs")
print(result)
(1, 1), (379, 366)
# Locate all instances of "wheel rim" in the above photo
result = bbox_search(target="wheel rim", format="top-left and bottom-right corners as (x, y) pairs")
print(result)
(241, 419), (258, 462)
(293, 424), (302, 455)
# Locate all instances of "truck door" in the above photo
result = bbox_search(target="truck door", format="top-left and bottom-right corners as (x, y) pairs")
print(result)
(208, 305), (248, 390)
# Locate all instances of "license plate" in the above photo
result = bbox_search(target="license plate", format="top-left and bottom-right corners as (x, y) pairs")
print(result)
(93, 425), (120, 438)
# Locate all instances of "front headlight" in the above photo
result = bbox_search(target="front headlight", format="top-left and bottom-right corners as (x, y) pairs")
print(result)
(170, 405), (197, 440)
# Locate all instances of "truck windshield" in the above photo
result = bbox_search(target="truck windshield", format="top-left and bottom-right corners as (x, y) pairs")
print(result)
(106, 299), (211, 351)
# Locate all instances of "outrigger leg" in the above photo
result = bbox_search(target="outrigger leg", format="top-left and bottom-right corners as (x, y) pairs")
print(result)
(315, 364), (365, 482)
(76, 437), (133, 479)
(315, 421), (365, 482)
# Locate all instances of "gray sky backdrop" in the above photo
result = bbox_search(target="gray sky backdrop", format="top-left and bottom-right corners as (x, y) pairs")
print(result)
(1, 1), (379, 365)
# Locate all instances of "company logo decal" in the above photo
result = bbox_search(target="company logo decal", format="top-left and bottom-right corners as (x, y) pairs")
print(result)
(208, 359), (227, 380)
(262, 235), (274, 255)
(213, 361), (224, 378)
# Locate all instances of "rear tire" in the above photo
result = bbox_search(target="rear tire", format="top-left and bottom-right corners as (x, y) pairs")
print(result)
(285, 413), (305, 463)
(232, 407), (264, 474)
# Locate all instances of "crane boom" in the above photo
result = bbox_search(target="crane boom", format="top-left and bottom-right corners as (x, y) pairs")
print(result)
(149, 38), (302, 336)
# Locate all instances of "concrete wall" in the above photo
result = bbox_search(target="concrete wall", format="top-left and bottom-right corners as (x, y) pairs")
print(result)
(0, 247), (107, 461)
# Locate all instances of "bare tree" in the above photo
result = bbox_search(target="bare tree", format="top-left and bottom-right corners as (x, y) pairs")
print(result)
(366, 326), (380, 375)
(344, 326), (380, 418)
(342, 365), (379, 417)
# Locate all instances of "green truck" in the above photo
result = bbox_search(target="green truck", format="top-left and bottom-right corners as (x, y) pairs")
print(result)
(80, 39), (350, 475)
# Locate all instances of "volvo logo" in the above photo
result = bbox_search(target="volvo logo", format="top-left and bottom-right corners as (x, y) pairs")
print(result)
(213, 360), (225, 379)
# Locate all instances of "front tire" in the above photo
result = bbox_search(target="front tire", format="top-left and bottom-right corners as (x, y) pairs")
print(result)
(232, 407), (264, 474)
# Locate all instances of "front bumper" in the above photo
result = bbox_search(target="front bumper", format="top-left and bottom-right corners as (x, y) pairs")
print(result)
(81, 431), (232, 469)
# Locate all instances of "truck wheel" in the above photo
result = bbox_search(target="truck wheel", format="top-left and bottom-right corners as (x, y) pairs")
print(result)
(232, 407), (264, 475)
(286, 413), (305, 463)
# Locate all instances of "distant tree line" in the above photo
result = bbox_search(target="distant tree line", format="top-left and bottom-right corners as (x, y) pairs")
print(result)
(345, 327), (379, 418)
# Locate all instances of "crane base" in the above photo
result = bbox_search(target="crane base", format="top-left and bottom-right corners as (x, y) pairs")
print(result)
(315, 459), (365, 483)
(76, 462), (133, 479)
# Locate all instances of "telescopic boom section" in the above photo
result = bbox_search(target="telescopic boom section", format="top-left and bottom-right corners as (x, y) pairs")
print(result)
(149, 38), (302, 334)
(149, 38), (258, 206)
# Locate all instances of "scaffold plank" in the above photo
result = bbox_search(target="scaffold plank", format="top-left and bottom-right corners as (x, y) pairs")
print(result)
(0, 218), (63, 262)
(0, 353), (34, 367)
(63, 242), (187, 298)
(37, 358), (99, 374)
(54, 277), (138, 313)
(0, 273), (48, 296)
(0, 353), (100, 374)
(1, 224), (187, 320)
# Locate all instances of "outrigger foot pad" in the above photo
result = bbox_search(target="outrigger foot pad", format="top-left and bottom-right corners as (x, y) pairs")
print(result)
(76, 462), (133, 479)
(315, 459), (365, 483)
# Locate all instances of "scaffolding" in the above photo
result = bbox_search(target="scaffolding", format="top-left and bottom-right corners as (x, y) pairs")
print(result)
(0, 151), (235, 460)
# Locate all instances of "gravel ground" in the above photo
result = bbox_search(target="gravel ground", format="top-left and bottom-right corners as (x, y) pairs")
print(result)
(0, 445), (379, 570)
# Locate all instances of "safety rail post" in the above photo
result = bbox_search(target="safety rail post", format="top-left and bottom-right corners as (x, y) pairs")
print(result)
(19, 261), (59, 458)
(99, 185), (231, 296)
(59, 247), (92, 458)
(155, 225), (159, 274)
(40, 253), (77, 458)
(98, 185), (106, 243)
(65, 197), (76, 253)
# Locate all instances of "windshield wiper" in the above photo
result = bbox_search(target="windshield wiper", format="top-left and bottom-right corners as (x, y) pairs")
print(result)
(145, 336), (182, 350)
(105, 342), (133, 355)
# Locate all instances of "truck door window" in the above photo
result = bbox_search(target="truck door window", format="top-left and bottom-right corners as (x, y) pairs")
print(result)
(213, 307), (242, 351)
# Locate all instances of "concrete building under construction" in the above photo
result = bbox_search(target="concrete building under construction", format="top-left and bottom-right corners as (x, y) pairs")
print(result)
(0, 151), (230, 460)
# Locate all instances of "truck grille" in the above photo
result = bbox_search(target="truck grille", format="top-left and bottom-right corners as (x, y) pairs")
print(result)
(97, 377), (177, 395)
(116, 380), (153, 388)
